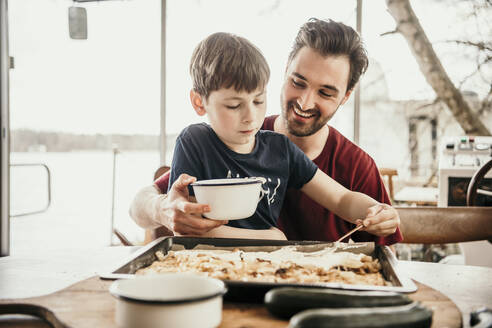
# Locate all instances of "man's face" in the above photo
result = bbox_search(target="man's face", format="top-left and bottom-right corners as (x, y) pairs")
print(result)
(280, 47), (352, 137)
(202, 87), (267, 153)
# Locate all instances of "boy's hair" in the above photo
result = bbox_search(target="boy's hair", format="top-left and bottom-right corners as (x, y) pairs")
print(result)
(190, 32), (270, 100)
(287, 18), (369, 92)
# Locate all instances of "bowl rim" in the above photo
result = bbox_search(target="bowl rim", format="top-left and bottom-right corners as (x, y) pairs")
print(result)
(109, 275), (228, 305)
(191, 177), (263, 187)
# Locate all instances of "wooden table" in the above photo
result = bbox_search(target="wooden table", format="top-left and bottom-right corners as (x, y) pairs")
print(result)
(394, 187), (439, 206)
(1, 246), (491, 327)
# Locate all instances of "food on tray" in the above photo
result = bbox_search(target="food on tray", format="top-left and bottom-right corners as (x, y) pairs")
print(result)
(135, 246), (390, 286)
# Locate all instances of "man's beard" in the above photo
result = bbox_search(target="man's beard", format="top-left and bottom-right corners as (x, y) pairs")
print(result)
(282, 100), (334, 137)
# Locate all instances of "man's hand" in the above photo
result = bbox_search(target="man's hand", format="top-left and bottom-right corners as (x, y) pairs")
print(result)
(155, 174), (228, 235)
(356, 203), (400, 237)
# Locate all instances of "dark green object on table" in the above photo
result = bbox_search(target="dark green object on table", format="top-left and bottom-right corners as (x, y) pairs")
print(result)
(264, 287), (432, 328)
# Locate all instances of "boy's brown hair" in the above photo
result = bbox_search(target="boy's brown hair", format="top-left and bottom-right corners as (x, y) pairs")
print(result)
(288, 18), (369, 92)
(190, 32), (270, 100)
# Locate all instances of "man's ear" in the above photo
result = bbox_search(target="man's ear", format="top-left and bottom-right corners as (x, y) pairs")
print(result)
(190, 90), (206, 116)
(340, 88), (353, 106)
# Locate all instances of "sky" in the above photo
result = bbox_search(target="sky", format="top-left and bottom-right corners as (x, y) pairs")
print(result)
(7, 0), (490, 135)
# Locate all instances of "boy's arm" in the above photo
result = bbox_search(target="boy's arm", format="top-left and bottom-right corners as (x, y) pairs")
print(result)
(201, 225), (287, 240)
(301, 169), (400, 237)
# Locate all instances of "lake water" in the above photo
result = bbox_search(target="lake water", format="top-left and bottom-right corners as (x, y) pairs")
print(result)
(9, 151), (162, 255)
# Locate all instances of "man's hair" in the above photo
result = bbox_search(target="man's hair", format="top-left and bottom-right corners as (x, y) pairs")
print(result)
(287, 18), (369, 92)
(190, 32), (270, 99)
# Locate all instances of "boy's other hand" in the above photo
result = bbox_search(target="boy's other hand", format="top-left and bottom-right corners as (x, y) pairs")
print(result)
(356, 203), (400, 237)
(157, 174), (228, 235)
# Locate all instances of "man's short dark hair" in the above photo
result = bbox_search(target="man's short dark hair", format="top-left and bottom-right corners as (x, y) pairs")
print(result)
(190, 32), (270, 100)
(287, 18), (369, 92)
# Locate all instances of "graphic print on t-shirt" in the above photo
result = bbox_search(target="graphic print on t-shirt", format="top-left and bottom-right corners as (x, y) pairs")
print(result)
(265, 177), (281, 204)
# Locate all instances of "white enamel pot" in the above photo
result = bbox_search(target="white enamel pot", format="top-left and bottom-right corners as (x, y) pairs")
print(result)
(110, 273), (227, 328)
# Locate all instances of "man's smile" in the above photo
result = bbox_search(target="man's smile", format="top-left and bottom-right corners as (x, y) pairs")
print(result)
(293, 106), (316, 119)
(289, 102), (317, 121)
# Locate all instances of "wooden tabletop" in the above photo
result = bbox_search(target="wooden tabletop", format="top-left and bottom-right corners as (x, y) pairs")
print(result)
(394, 187), (439, 206)
(1, 246), (491, 328)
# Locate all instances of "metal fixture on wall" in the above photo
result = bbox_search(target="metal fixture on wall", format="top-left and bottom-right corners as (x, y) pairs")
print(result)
(69, 0), (126, 40)
(68, 6), (88, 39)
(160, 0), (167, 165)
(353, 0), (362, 145)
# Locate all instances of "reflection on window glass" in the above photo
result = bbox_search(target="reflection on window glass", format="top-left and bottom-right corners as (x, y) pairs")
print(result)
(9, 0), (160, 252)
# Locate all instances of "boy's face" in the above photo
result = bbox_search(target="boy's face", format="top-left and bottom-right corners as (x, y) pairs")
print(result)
(193, 87), (267, 154)
(280, 47), (352, 137)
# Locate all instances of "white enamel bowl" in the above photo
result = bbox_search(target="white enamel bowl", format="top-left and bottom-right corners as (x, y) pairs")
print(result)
(110, 273), (227, 328)
(191, 177), (265, 220)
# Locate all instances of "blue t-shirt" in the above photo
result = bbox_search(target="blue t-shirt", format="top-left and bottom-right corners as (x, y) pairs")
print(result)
(169, 123), (318, 230)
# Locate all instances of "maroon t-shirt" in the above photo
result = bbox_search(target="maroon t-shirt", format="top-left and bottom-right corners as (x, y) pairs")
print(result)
(155, 115), (403, 245)
(263, 116), (402, 245)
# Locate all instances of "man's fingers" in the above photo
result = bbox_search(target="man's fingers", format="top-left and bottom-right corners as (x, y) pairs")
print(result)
(176, 200), (210, 215)
(173, 216), (227, 235)
(173, 212), (226, 230)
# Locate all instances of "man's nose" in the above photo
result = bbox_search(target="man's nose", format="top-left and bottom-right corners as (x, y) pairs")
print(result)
(299, 90), (316, 110)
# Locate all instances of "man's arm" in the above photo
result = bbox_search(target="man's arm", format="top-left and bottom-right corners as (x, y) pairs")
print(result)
(301, 169), (400, 237)
(129, 184), (168, 229)
(129, 174), (227, 235)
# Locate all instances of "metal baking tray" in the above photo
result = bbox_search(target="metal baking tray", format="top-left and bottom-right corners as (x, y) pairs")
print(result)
(100, 236), (417, 301)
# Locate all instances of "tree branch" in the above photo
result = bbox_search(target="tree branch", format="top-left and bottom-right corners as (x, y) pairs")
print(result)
(380, 30), (399, 37)
(414, 98), (441, 112)
(459, 55), (492, 88)
(478, 84), (492, 116)
(385, 0), (491, 136)
(445, 40), (492, 52)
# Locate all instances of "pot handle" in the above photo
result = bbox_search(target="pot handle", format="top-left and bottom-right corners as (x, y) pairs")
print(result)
(258, 188), (267, 202)
(256, 177), (268, 203)
(0, 303), (68, 328)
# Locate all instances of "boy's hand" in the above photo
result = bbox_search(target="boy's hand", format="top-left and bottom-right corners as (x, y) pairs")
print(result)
(355, 203), (400, 237)
(156, 174), (228, 235)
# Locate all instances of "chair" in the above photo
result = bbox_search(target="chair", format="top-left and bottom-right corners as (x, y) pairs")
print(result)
(379, 168), (397, 202)
(154, 165), (171, 181)
(113, 228), (133, 246)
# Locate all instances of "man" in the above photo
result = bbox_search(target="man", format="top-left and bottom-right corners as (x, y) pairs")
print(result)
(130, 18), (402, 245)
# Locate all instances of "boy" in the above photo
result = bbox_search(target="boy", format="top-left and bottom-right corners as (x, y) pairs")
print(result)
(168, 32), (399, 240)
